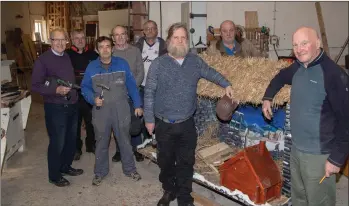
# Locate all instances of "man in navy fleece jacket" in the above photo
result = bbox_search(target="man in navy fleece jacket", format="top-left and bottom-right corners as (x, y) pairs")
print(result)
(262, 27), (349, 206)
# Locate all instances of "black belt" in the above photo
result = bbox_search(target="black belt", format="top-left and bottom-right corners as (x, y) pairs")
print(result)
(155, 115), (191, 124)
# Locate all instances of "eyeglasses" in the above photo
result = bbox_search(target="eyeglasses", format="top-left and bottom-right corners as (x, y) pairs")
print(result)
(144, 27), (157, 32)
(51, 38), (68, 44)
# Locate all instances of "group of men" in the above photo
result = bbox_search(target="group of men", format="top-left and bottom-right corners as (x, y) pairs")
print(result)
(31, 17), (348, 206)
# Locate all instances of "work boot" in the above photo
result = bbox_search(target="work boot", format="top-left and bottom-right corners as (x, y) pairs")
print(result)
(178, 204), (195, 206)
(157, 191), (176, 206)
(134, 151), (144, 162)
(49, 177), (70, 187)
(112, 152), (121, 162)
(92, 175), (103, 186)
(74, 150), (82, 161)
(126, 171), (142, 181)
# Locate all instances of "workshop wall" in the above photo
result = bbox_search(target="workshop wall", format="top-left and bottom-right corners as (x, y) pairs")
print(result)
(1, 2), (347, 64)
(149, 1), (348, 65)
(1, 1), (45, 42)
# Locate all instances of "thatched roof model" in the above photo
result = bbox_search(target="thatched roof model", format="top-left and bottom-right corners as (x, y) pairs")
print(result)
(197, 53), (292, 106)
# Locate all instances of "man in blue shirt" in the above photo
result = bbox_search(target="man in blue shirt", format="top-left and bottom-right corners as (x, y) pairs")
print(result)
(81, 36), (143, 186)
(207, 20), (262, 57)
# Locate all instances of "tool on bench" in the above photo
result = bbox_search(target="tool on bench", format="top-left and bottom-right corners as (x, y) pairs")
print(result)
(96, 84), (110, 110)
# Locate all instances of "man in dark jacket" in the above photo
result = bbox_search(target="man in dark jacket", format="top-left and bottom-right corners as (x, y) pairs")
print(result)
(66, 29), (99, 160)
(134, 20), (167, 141)
(262, 27), (349, 206)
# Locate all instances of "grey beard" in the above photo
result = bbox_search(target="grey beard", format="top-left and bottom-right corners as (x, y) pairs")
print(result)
(167, 43), (189, 58)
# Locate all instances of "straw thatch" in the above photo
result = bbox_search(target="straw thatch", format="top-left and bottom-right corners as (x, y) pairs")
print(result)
(197, 53), (292, 105)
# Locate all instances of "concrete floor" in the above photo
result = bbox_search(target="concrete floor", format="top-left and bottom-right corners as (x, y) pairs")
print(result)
(1, 101), (348, 206)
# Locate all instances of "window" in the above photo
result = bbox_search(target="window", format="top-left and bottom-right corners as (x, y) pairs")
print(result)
(34, 21), (43, 42)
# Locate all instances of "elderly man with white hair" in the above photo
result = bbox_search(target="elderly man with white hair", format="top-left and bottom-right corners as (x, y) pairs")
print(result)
(31, 28), (83, 187)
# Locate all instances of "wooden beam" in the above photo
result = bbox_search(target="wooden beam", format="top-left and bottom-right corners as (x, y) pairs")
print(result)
(315, 2), (330, 56)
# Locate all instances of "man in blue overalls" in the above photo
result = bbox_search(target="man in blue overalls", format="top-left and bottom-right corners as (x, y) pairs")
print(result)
(81, 36), (143, 186)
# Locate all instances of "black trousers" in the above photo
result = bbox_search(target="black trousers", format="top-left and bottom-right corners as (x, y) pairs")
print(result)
(44, 103), (78, 181)
(155, 117), (197, 205)
(76, 93), (95, 152)
(140, 86), (151, 140)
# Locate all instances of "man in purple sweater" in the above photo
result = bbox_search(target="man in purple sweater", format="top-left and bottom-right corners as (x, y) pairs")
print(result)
(31, 28), (83, 187)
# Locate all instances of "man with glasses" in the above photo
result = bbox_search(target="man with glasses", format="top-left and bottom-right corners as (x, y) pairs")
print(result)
(134, 20), (167, 142)
(66, 29), (99, 160)
(31, 28), (83, 187)
(207, 20), (261, 57)
(111, 25), (145, 162)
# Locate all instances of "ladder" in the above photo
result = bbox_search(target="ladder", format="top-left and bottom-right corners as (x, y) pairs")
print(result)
(127, 1), (150, 43)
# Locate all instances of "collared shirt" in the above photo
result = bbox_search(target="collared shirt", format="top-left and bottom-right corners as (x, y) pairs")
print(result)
(223, 41), (237, 56)
(51, 48), (64, 56)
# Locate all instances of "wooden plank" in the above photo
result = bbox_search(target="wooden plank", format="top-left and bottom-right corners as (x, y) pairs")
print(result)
(192, 192), (220, 206)
(315, 2), (330, 56)
(197, 142), (235, 165)
(245, 11), (259, 28)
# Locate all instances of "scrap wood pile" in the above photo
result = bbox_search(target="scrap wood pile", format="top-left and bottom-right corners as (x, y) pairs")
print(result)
(197, 53), (292, 106)
(194, 122), (241, 179)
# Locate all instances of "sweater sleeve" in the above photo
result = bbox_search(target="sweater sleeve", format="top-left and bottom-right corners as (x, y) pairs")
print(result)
(262, 64), (297, 101)
(31, 58), (57, 96)
(198, 56), (231, 88)
(122, 59), (142, 108)
(134, 48), (145, 87)
(326, 67), (349, 167)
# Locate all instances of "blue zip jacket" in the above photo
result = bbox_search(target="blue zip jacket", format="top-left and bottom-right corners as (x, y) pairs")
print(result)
(81, 56), (142, 108)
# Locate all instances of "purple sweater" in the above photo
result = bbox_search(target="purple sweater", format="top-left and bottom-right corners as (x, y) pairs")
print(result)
(31, 49), (78, 104)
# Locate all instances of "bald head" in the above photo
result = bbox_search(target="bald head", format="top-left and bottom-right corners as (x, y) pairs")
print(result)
(220, 20), (236, 45)
(292, 26), (321, 67)
(220, 20), (236, 30)
(293, 27), (320, 42)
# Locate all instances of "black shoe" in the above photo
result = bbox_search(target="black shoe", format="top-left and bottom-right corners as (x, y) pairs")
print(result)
(49, 177), (70, 187)
(157, 191), (176, 206)
(61, 167), (84, 176)
(112, 152), (121, 162)
(134, 151), (144, 162)
(74, 150), (82, 161)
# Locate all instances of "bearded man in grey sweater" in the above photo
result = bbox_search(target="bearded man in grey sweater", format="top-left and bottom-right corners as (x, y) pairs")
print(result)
(111, 25), (145, 162)
(144, 22), (234, 206)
